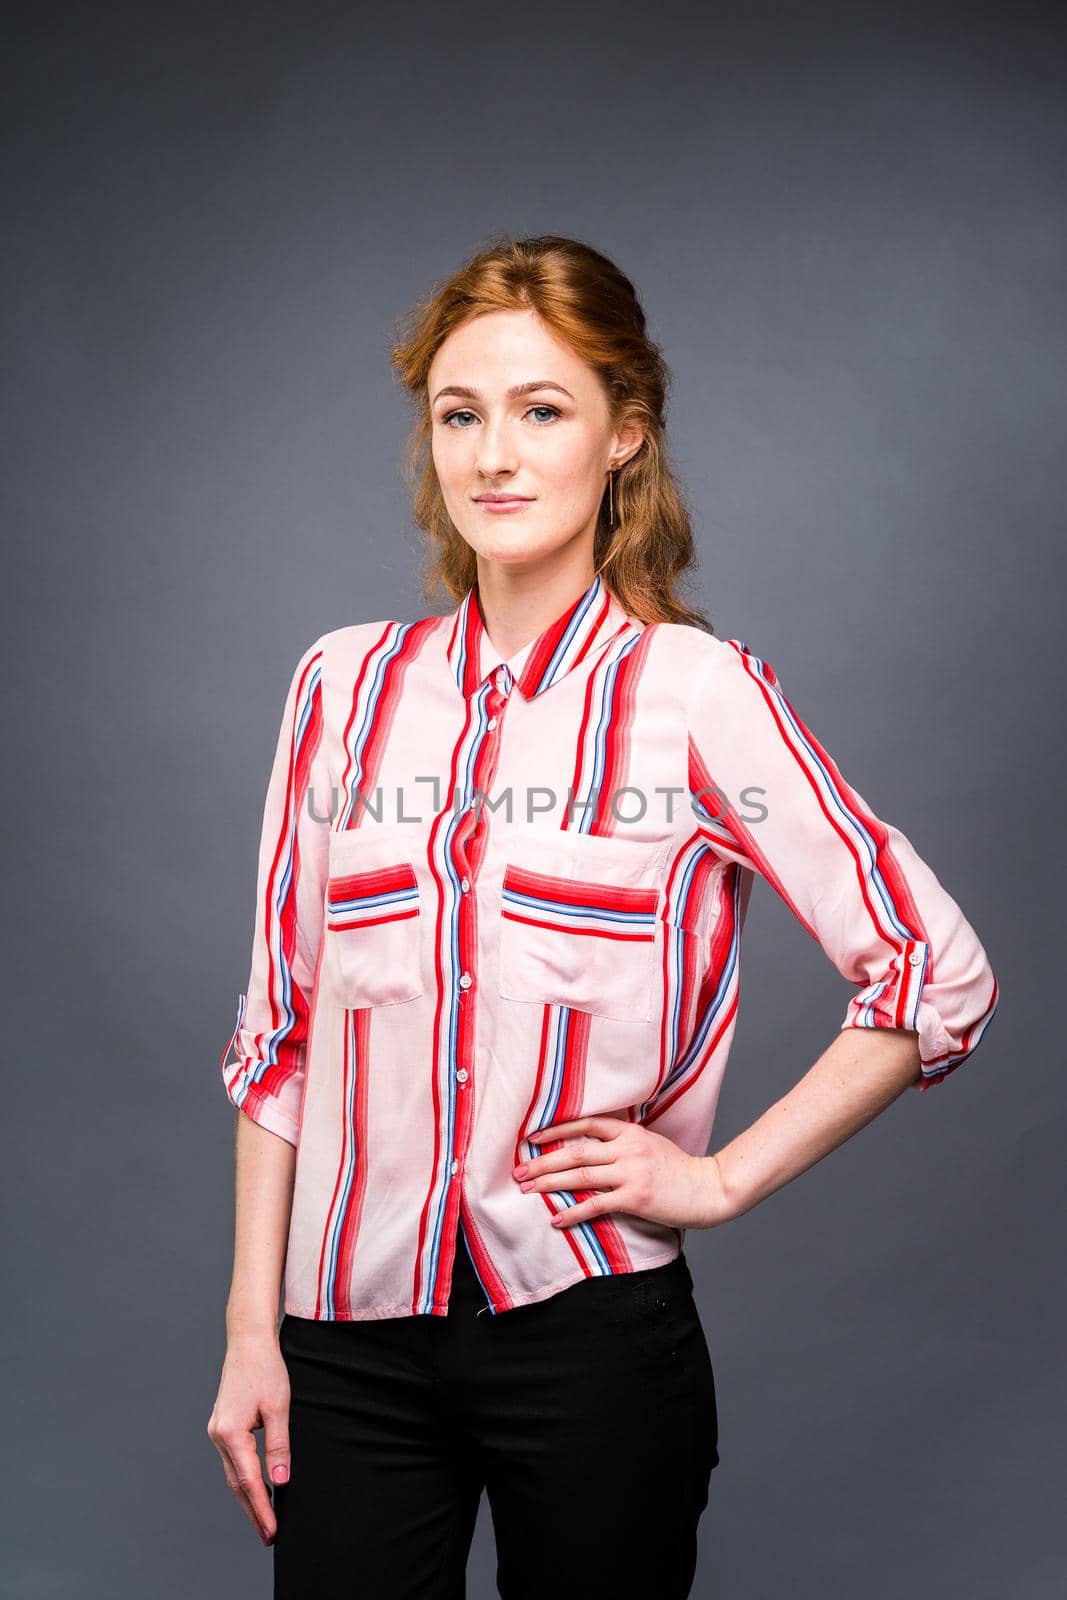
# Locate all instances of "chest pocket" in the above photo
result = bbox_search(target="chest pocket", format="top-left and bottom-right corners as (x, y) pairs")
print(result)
(323, 825), (425, 1008)
(496, 827), (670, 1023)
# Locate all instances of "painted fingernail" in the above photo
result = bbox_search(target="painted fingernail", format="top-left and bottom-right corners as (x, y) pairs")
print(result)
(272, 1465), (289, 1484)
(514, 1163), (527, 1177)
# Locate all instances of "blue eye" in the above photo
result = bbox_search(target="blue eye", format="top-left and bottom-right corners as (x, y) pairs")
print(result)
(441, 404), (561, 428)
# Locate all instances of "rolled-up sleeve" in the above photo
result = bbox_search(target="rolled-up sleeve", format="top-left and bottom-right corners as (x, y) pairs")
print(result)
(219, 636), (330, 1142)
(686, 636), (999, 1091)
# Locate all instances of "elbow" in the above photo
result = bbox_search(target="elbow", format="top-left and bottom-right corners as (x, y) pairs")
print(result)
(841, 937), (1000, 1094)
(914, 956), (1000, 1093)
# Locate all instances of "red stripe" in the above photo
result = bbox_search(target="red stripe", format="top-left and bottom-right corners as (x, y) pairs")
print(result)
(503, 864), (658, 916)
(729, 642), (928, 961)
(328, 863), (418, 899)
(316, 1011), (352, 1315)
(415, 691), (483, 1315)
(517, 582), (606, 696)
(655, 844), (720, 1096)
(648, 861), (744, 1125)
(585, 625), (656, 837)
(321, 620), (437, 1309)
(254, 653), (323, 1092)
(501, 909), (654, 942)
(327, 909), (420, 930)
(332, 1008), (373, 1315)
(337, 622), (396, 825)
(338, 617), (439, 829)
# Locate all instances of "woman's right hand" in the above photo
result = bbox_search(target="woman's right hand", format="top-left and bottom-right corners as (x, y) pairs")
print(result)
(207, 1330), (291, 1546)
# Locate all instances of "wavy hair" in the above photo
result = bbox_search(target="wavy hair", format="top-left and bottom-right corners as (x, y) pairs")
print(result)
(389, 232), (713, 633)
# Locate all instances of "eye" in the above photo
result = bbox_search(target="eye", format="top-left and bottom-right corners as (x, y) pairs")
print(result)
(439, 404), (562, 429)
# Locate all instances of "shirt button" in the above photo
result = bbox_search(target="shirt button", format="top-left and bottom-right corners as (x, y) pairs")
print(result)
(487, 716), (498, 730)
(460, 877), (471, 893)
(458, 972), (472, 989)
(907, 951), (923, 966)
(450, 1158), (460, 1175)
(456, 1068), (468, 1083)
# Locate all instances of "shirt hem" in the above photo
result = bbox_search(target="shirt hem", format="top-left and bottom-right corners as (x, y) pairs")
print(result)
(283, 1245), (684, 1321)
(488, 1246), (685, 1314)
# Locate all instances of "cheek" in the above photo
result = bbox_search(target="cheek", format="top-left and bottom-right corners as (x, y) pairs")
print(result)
(434, 449), (479, 519)
(542, 437), (602, 496)
(431, 436), (461, 488)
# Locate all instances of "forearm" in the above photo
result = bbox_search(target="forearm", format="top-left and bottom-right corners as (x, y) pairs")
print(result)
(226, 1109), (297, 1339)
(710, 1027), (922, 1221)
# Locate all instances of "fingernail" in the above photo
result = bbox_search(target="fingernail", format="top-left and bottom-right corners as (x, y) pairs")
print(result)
(514, 1164), (527, 1178)
(272, 1464), (289, 1484)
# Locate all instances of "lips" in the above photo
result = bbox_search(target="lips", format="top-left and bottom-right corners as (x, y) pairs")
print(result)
(475, 496), (533, 504)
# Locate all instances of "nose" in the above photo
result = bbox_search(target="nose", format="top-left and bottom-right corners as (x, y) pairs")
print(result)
(474, 416), (518, 481)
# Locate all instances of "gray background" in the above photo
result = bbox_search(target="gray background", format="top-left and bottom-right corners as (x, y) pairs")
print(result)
(4, 2), (1063, 1595)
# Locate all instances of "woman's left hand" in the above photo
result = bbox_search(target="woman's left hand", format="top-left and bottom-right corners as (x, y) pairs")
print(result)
(512, 1115), (733, 1231)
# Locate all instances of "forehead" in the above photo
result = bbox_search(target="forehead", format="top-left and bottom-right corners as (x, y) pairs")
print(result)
(429, 307), (598, 397)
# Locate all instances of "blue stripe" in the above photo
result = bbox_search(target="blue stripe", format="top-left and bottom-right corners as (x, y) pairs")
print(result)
(644, 863), (742, 1116)
(530, 1010), (612, 1276)
(246, 664), (321, 1094)
(741, 648), (920, 945)
(323, 1009), (360, 1315)
(502, 889), (654, 927)
(329, 887), (419, 913)
(339, 624), (415, 828)
(419, 684), (493, 1313)
(573, 630), (643, 835)
(533, 572), (603, 694)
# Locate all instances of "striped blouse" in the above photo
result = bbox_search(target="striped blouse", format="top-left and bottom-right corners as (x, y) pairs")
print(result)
(219, 571), (998, 1320)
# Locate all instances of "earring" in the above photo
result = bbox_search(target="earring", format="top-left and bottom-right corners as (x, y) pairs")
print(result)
(608, 468), (615, 529)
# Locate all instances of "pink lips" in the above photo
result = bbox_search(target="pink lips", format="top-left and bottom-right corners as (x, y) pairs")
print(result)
(475, 496), (534, 512)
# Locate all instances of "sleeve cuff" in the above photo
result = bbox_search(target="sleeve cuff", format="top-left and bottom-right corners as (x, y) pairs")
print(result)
(231, 1082), (301, 1146)
(220, 991), (302, 1145)
(838, 936), (968, 1091)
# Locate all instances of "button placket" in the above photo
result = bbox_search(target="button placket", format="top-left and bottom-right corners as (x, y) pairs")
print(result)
(448, 673), (510, 1173)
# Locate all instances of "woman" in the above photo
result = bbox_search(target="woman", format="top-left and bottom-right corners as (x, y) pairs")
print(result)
(208, 234), (998, 1598)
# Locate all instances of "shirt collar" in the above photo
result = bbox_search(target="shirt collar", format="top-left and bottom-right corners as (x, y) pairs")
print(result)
(446, 570), (636, 700)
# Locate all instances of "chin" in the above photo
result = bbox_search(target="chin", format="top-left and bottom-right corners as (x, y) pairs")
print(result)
(463, 530), (553, 565)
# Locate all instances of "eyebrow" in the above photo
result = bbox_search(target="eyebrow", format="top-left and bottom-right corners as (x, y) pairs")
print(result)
(431, 380), (575, 406)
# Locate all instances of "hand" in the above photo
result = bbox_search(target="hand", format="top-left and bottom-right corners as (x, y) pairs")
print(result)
(207, 1330), (292, 1547)
(512, 1114), (733, 1231)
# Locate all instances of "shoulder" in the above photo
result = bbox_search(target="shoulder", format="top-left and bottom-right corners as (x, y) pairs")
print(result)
(645, 622), (776, 684)
(644, 625), (790, 736)
(299, 613), (448, 689)
(294, 611), (415, 675)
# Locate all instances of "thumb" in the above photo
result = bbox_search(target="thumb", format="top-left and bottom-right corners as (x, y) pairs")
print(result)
(263, 1410), (291, 1487)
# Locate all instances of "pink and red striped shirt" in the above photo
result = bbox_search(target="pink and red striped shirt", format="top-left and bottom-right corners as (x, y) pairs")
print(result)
(220, 572), (998, 1319)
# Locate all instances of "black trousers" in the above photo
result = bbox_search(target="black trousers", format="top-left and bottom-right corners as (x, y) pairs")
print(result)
(272, 1224), (719, 1599)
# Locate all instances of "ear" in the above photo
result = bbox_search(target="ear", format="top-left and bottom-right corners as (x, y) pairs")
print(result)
(609, 416), (646, 470)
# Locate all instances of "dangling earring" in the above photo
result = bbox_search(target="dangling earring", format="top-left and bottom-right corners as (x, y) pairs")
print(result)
(608, 468), (615, 529)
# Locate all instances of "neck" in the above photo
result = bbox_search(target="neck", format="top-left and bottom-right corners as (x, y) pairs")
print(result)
(474, 557), (598, 662)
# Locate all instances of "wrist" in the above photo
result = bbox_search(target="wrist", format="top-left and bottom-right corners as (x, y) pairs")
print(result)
(226, 1302), (280, 1342)
(692, 1152), (738, 1228)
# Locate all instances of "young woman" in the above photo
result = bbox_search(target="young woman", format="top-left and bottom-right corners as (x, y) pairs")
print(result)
(208, 234), (999, 1599)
